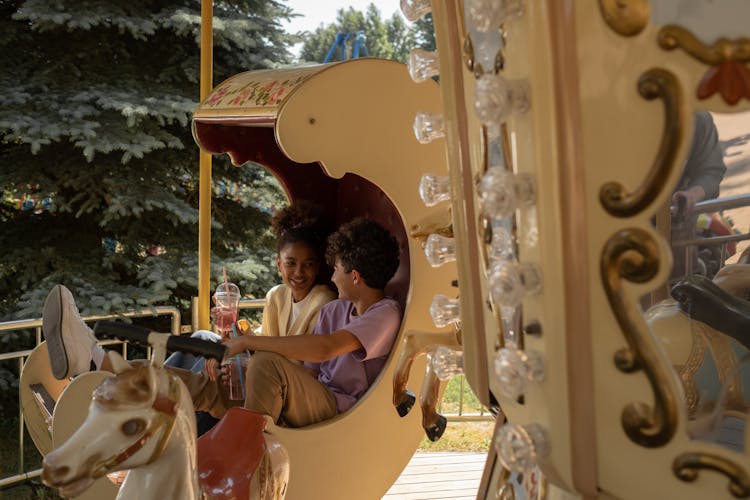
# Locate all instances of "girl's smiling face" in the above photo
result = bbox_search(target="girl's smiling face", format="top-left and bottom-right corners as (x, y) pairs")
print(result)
(277, 242), (320, 302)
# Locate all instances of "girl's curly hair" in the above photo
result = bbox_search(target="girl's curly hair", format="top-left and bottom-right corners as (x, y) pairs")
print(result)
(325, 218), (400, 290)
(271, 201), (331, 258)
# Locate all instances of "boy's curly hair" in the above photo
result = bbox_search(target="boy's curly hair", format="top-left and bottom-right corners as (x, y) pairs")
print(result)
(271, 201), (331, 257)
(325, 218), (400, 290)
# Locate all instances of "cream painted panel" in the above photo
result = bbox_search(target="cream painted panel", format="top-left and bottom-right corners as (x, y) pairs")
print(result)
(577, 3), (750, 500)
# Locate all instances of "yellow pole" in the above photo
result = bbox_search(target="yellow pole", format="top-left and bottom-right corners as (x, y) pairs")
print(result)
(198, 0), (213, 330)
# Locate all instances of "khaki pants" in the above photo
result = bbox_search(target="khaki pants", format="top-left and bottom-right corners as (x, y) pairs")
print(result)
(166, 352), (338, 428)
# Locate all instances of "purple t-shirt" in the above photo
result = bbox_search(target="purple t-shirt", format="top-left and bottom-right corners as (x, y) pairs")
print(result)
(304, 298), (401, 412)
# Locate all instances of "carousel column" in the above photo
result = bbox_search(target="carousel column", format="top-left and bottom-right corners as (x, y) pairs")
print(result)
(198, 0), (213, 330)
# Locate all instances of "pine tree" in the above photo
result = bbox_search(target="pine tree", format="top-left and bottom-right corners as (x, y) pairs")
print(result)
(0, 0), (296, 323)
(298, 4), (435, 64)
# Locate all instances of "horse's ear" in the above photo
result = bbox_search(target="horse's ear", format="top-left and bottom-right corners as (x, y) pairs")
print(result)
(107, 351), (132, 374)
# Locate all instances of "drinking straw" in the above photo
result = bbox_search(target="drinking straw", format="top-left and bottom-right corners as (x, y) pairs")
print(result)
(231, 309), (245, 396)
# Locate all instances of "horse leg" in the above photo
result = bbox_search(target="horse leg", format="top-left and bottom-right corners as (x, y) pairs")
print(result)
(392, 330), (459, 417)
(419, 361), (447, 442)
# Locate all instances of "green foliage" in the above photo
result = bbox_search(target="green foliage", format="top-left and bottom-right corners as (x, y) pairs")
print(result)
(439, 375), (488, 415)
(0, 0), (295, 329)
(298, 3), (435, 64)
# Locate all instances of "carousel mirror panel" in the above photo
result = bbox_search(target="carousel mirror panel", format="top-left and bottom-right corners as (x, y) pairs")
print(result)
(647, 110), (750, 454)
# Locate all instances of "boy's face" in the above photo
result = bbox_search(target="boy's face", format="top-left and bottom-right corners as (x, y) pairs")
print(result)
(331, 258), (355, 301)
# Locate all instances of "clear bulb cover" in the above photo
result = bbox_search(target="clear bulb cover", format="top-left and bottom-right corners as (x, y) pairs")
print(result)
(489, 224), (514, 263)
(488, 261), (541, 308)
(479, 168), (516, 219)
(468, 0), (525, 32)
(419, 174), (451, 207)
(413, 112), (446, 144)
(424, 233), (456, 267)
(479, 169), (536, 220)
(494, 423), (550, 472)
(474, 74), (530, 125)
(408, 49), (440, 83)
(429, 294), (460, 328)
(431, 345), (464, 380)
(493, 347), (545, 400)
(400, 0), (431, 22)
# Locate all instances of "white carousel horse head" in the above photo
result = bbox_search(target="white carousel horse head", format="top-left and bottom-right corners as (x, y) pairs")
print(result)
(43, 350), (290, 500)
(42, 351), (200, 500)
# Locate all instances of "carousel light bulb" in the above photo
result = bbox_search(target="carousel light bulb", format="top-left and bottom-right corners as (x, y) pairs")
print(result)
(467, 0), (524, 32)
(424, 233), (456, 267)
(419, 174), (451, 206)
(494, 422), (550, 472)
(489, 224), (514, 263)
(414, 111), (446, 144)
(431, 345), (464, 380)
(478, 169), (536, 219)
(400, 0), (432, 22)
(493, 346), (544, 400)
(488, 260), (541, 309)
(429, 294), (460, 328)
(408, 49), (440, 83)
(474, 74), (530, 126)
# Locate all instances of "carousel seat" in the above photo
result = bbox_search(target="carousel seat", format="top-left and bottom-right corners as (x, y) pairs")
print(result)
(672, 274), (750, 350)
(196, 407), (273, 499)
(20, 342), (71, 455)
(190, 58), (456, 499)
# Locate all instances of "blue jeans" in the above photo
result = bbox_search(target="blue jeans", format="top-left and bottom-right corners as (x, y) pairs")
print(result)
(164, 330), (222, 436)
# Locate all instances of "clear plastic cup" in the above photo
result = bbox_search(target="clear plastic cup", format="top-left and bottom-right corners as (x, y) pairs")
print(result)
(212, 282), (241, 336)
(223, 352), (249, 400)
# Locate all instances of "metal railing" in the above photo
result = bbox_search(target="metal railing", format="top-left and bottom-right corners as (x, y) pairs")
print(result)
(671, 193), (750, 274)
(0, 306), (181, 490)
(438, 375), (494, 422)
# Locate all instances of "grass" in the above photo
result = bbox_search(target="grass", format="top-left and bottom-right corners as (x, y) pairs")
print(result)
(418, 420), (494, 452)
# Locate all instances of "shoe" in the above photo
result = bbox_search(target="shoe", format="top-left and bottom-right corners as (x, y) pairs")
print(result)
(42, 285), (97, 379)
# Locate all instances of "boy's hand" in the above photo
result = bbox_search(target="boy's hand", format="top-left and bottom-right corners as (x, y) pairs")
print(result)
(222, 335), (248, 358)
(204, 357), (232, 386)
(205, 357), (220, 381)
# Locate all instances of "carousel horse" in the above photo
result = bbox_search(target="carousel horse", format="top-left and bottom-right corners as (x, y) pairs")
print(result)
(42, 322), (289, 500)
(392, 328), (462, 441)
(646, 265), (750, 450)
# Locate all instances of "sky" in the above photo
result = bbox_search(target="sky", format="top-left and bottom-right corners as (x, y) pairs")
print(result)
(281, 0), (403, 34)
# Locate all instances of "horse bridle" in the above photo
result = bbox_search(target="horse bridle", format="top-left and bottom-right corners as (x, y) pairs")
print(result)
(91, 372), (181, 479)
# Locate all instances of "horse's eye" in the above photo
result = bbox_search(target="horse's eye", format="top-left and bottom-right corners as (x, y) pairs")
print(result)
(121, 418), (146, 436)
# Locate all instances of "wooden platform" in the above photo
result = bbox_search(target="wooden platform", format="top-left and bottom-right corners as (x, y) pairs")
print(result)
(383, 452), (487, 499)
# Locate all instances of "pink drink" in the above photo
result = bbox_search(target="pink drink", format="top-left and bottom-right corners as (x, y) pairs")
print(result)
(223, 352), (249, 400)
(212, 281), (241, 336)
(212, 307), (238, 335)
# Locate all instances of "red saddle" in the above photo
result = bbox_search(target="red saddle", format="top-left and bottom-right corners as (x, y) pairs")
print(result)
(197, 407), (268, 499)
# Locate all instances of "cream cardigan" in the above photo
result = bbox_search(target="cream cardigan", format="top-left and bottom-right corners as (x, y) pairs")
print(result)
(259, 283), (336, 337)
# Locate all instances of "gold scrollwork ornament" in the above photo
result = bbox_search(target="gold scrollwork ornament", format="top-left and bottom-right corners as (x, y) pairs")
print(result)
(658, 25), (750, 105)
(598, 0), (650, 37)
(673, 453), (750, 498)
(601, 228), (679, 447)
(599, 68), (684, 218)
